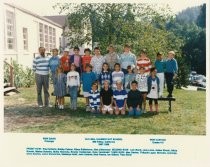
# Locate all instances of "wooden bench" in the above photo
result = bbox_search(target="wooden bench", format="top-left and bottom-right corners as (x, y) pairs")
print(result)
(146, 97), (176, 112)
(52, 93), (176, 112)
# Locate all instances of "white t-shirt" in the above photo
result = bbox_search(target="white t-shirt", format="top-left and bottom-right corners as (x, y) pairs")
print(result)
(136, 73), (148, 92)
(66, 71), (80, 87)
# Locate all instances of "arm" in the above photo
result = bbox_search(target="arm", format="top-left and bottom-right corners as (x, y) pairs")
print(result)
(126, 92), (131, 108)
(32, 58), (37, 72)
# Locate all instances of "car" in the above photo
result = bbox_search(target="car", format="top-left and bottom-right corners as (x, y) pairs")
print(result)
(191, 75), (206, 88)
(189, 71), (197, 84)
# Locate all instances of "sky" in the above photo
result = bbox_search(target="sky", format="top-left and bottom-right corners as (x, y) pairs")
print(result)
(4, 0), (207, 16)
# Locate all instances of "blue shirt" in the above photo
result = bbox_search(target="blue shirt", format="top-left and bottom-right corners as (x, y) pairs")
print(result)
(99, 71), (112, 85)
(165, 58), (178, 74)
(89, 90), (100, 108)
(113, 89), (127, 108)
(119, 52), (136, 69)
(82, 72), (97, 92)
(49, 56), (60, 73)
(155, 59), (166, 73)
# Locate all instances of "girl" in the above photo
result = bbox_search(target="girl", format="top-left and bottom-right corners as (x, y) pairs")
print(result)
(99, 62), (112, 88)
(100, 80), (113, 115)
(147, 67), (160, 114)
(54, 66), (66, 110)
(112, 63), (124, 90)
(135, 67), (148, 113)
(124, 65), (136, 92)
(67, 63), (80, 111)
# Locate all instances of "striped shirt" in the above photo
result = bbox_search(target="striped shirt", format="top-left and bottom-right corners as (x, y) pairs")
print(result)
(89, 90), (100, 108)
(33, 55), (50, 75)
(113, 89), (127, 108)
(137, 57), (152, 73)
(90, 55), (105, 74)
(112, 71), (124, 89)
(119, 52), (136, 70)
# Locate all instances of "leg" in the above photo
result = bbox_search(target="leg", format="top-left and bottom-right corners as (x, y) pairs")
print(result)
(128, 107), (134, 116)
(108, 105), (114, 115)
(157, 73), (164, 97)
(35, 74), (43, 106)
(149, 99), (153, 112)
(142, 93), (147, 112)
(121, 107), (126, 115)
(43, 75), (50, 106)
(115, 107), (120, 115)
(135, 108), (141, 117)
(154, 99), (158, 114)
(169, 100), (172, 112)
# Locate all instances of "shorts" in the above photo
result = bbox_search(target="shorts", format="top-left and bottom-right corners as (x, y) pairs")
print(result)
(102, 105), (113, 112)
(83, 92), (89, 97)
(141, 91), (148, 94)
(115, 107), (125, 111)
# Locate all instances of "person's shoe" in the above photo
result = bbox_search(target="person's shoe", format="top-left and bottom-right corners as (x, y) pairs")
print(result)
(39, 105), (43, 108)
(86, 106), (91, 112)
(167, 94), (172, 98)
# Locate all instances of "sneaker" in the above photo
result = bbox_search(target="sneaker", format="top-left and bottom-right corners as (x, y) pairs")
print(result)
(86, 106), (91, 112)
(39, 105), (43, 108)
(167, 94), (172, 98)
(47, 104), (53, 108)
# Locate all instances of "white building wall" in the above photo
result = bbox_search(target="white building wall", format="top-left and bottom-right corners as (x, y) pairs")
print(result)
(3, 3), (63, 68)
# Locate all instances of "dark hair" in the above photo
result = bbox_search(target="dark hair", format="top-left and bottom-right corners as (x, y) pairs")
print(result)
(139, 66), (145, 70)
(124, 44), (131, 48)
(84, 48), (91, 53)
(92, 81), (98, 88)
(52, 48), (58, 52)
(85, 63), (92, 69)
(140, 49), (147, 54)
(150, 67), (156, 73)
(131, 80), (138, 85)
(127, 65), (131, 69)
(94, 47), (100, 50)
(74, 46), (80, 51)
(157, 52), (163, 56)
(39, 46), (45, 50)
(102, 62), (110, 72)
(114, 63), (121, 68)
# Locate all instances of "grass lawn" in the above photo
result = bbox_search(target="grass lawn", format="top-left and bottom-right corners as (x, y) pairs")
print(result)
(4, 85), (206, 135)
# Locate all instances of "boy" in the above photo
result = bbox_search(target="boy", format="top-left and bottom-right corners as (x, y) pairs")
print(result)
(60, 48), (70, 74)
(90, 47), (105, 80)
(100, 80), (113, 115)
(104, 44), (119, 71)
(127, 80), (142, 117)
(81, 48), (92, 72)
(154, 52), (166, 97)
(82, 64), (97, 111)
(124, 65), (136, 92)
(113, 80), (127, 115)
(69, 46), (82, 76)
(165, 51), (178, 97)
(119, 44), (136, 74)
(88, 82), (100, 113)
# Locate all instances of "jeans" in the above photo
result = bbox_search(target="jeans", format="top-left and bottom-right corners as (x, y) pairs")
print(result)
(165, 72), (174, 96)
(69, 86), (78, 109)
(128, 108), (142, 116)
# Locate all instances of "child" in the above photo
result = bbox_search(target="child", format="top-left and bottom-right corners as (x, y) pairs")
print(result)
(60, 48), (70, 74)
(135, 67), (148, 113)
(165, 51), (178, 97)
(81, 64), (97, 112)
(66, 63), (80, 110)
(90, 47), (105, 80)
(155, 52), (166, 97)
(69, 46), (82, 76)
(147, 67), (160, 114)
(54, 66), (66, 110)
(99, 62), (112, 87)
(127, 80), (142, 117)
(112, 63), (124, 90)
(113, 80), (127, 115)
(81, 48), (92, 72)
(124, 65), (136, 92)
(100, 80), (113, 115)
(88, 82), (100, 113)
(137, 49), (152, 75)
(119, 44), (136, 74)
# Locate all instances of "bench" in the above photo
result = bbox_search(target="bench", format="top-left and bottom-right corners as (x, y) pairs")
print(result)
(146, 97), (176, 112)
(51, 93), (176, 112)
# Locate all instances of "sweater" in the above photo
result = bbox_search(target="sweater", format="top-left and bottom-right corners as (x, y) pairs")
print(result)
(154, 59), (166, 73)
(119, 52), (136, 69)
(32, 55), (50, 75)
(165, 58), (178, 74)
(82, 72), (97, 92)
(127, 89), (142, 108)
(49, 56), (60, 74)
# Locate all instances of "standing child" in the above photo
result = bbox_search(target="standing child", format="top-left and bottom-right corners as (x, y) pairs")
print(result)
(113, 80), (127, 115)
(67, 63), (80, 110)
(135, 67), (148, 113)
(81, 48), (92, 72)
(112, 63), (124, 90)
(54, 66), (66, 110)
(147, 67), (160, 115)
(99, 62), (112, 88)
(155, 52), (166, 97)
(81, 64), (97, 112)
(69, 46), (82, 76)
(127, 80), (142, 117)
(88, 82), (100, 113)
(100, 80), (113, 115)
(124, 65), (136, 92)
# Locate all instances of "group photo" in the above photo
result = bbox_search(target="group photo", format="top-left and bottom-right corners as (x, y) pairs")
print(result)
(3, 2), (206, 135)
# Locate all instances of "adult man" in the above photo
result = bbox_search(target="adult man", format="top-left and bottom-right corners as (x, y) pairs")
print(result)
(104, 44), (119, 71)
(33, 47), (51, 107)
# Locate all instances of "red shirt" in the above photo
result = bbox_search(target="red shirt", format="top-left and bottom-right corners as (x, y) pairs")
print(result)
(137, 57), (152, 73)
(60, 55), (70, 72)
(81, 55), (92, 71)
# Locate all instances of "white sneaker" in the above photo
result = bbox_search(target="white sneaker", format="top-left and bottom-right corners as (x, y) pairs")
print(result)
(39, 105), (43, 108)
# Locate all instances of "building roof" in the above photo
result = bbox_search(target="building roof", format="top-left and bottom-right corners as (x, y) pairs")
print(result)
(44, 15), (67, 27)
(4, 3), (62, 28)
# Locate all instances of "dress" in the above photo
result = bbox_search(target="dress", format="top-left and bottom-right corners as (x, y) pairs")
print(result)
(54, 73), (67, 97)
(147, 79), (158, 99)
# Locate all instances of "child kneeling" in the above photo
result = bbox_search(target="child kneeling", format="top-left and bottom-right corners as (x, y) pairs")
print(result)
(100, 80), (113, 115)
(127, 80), (142, 117)
(88, 82), (100, 113)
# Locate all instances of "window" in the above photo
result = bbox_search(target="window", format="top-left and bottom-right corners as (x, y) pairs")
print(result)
(6, 10), (15, 50)
(39, 23), (56, 52)
(23, 28), (28, 50)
